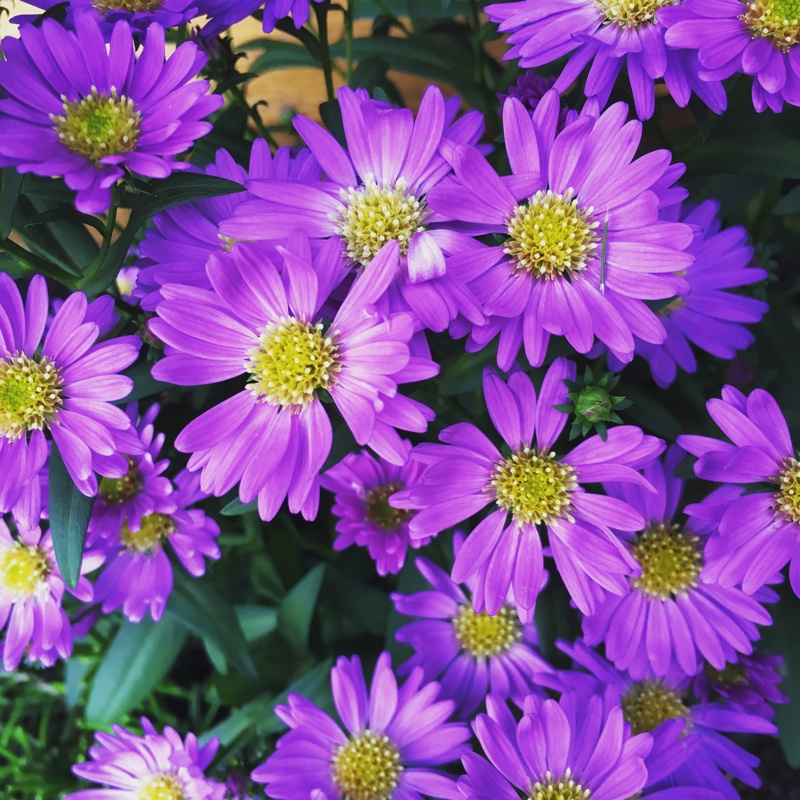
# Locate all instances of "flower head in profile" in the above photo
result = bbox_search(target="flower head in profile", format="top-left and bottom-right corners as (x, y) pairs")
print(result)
(392, 533), (551, 719)
(263, 0), (325, 32)
(252, 651), (470, 800)
(0, 15), (223, 213)
(91, 469), (220, 623)
(582, 446), (776, 679)
(0, 519), (97, 671)
(151, 238), (438, 522)
(0, 275), (142, 503)
(679, 385), (800, 598)
(68, 717), (225, 800)
(396, 359), (664, 620)
(321, 446), (432, 576)
(428, 92), (693, 368)
(223, 85), (487, 333)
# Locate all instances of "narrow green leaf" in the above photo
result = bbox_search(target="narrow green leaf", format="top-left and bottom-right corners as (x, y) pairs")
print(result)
(774, 184), (800, 215)
(0, 168), (23, 240)
(168, 571), (257, 679)
(221, 497), (259, 516)
(48, 442), (95, 590)
(85, 614), (187, 726)
(246, 39), (320, 72)
(324, 566), (391, 636)
(278, 564), (325, 653)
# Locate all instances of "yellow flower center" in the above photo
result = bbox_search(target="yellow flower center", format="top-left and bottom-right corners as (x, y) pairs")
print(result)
(0, 353), (63, 440)
(742, 0), (800, 51)
(631, 523), (702, 600)
(331, 730), (403, 800)
(595, 0), (677, 27)
(52, 87), (141, 163)
(621, 680), (690, 735)
(530, 769), (590, 800)
(775, 457), (800, 523)
(453, 604), (521, 658)
(336, 178), (428, 265)
(246, 318), (339, 409)
(100, 459), (143, 505)
(491, 447), (577, 525)
(705, 660), (749, 687)
(135, 773), (186, 800)
(0, 541), (51, 602)
(505, 189), (599, 280)
(364, 482), (412, 532)
(121, 512), (175, 555)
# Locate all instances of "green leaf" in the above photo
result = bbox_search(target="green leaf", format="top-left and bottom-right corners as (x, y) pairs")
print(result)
(236, 604), (279, 642)
(774, 184), (800, 215)
(221, 497), (259, 516)
(48, 442), (95, 590)
(324, 566), (391, 636)
(683, 130), (800, 179)
(168, 570), (257, 679)
(85, 614), (187, 726)
(278, 564), (325, 653)
(0, 168), (23, 240)
(245, 39), (320, 72)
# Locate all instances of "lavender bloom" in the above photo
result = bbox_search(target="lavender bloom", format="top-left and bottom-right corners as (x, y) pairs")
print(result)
(252, 652), (470, 800)
(582, 447), (775, 679)
(0, 519), (98, 671)
(222, 85), (487, 332)
(428, 91), (693, 368)
(136, 141), (321, 310)
(679, 386), (800, 597)
(485, 1), (726, 120)
(92, 469), (220, 623)
(662, 0), (800, 112)
(0, 275), (142, 502)
(151, 238), (438, 521)
(395, 360), (664, 620)
(0, 15), (223, 214)
(320, 446), (432, 576)
(460, 690), (651, 800)
(264, 0), (325, 32)
(498, 73), (577, 129)
(68, 717), (225, 800)
(693, 653), (789, 720)
(392, 534), (551, 719)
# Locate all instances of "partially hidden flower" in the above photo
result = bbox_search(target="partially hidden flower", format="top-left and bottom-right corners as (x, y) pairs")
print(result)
(263, 0), (325, 32)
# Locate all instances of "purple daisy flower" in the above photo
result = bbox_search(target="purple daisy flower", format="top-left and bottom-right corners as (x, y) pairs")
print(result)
(692, 652), (789, 720)
(263, 0), (325, 32)
(678, 385), (800, 598)
(91, 468), (220, 623)
(0, 519), (98, 671)
(498, 73), (577, 129)
(68, 717), (225, 800)
(662, 0), (800, 113)
(320, 445), (432, 576)
(151, 238), (438, 522)
(485, 0), (726, 120)
(602, 199), (768, 388)
(135, 141), (321, 310)
(582, 446), (776, 679)
(460, 690), (651, 800)
(0, 274), (142, 500)
(395, 359), (664, 620)
(428, 91), (693, 368)
(0, 14), (223, 214)
(222, 85), (487, 332)
(252, 651), (470, 800)
(391, 533), (551, 719)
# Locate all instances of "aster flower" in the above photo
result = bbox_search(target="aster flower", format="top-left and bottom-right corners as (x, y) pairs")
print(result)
(91, 468), (220, 623)
(0, 518), (97, 671)
(252, 651), (470, 800)
(68, 717), (225, 800)
(0, 14), (223, 214)
(320, 445), (433, 576)
(391, 533), (551, 719)
(428, 91), (693, 369)
(395, 359), (664, 620)
(582, 446), (776, 679)
(485, 0), (726, 120)
(678, 385), (800, 598)
(0, 274), (142, 501)
(543, 640), (776, 799)
(692, 653), (788, 720)
(460, 690), (651, 800)
(151, 238), (438, 521)
(136, 141), (321, 310)
(662, 0), (800, 112)
(222, 85), (487, 332)
(263, 0), (325, 32)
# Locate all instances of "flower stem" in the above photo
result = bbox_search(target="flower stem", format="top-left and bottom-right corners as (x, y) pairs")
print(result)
(315, 2), (337, 103)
